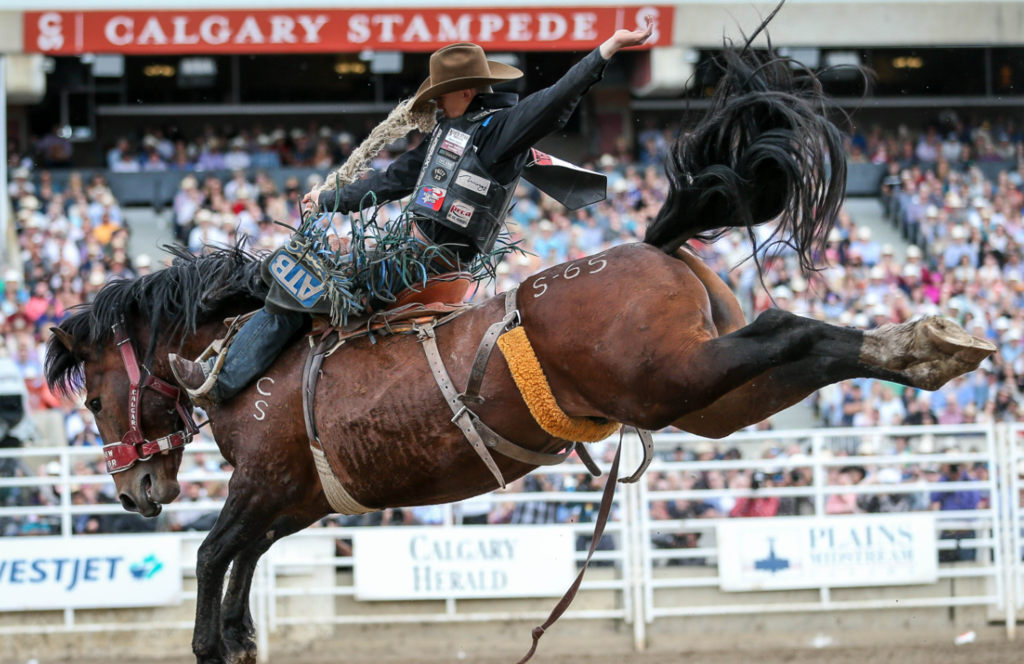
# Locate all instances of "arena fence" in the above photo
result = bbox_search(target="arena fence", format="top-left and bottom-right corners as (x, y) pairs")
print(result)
(1007, 423), (1024, 638)
(1, 425), (1022, 661)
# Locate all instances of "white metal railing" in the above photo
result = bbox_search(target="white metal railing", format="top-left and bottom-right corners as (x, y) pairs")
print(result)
(1, 425), (1023, 661)
(635, 425), (1004, 644)
(1008, 423), (1024, 638)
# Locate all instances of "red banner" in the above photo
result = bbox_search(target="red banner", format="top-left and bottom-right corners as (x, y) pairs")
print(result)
(25, 7), (673, 55)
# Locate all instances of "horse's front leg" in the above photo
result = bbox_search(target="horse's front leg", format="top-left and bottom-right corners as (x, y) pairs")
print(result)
(220, 514), (321, 664)
(193, 485), (281, 664)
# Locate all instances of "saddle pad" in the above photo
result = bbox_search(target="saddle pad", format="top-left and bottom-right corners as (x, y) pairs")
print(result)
(497, 326), (621, 443)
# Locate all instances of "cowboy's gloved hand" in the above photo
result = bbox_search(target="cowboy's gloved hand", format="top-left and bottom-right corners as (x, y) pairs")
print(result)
(600, 15), (656, 59)
(301, 190), (322, 214)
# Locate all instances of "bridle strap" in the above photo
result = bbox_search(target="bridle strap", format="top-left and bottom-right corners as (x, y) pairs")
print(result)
(104, 322), (198, 474)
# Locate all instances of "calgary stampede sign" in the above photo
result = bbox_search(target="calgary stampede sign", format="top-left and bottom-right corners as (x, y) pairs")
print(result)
(25, 7), (672, 55)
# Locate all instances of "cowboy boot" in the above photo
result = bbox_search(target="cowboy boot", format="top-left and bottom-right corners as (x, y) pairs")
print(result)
(169, 354), (219, 406)
(171, 309), (307, 407)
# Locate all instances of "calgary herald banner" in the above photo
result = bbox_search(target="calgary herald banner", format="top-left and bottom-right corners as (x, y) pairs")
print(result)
(717, 514), (938, 592)
(25, 7), (673, 55)
(353, 526), (576, 600)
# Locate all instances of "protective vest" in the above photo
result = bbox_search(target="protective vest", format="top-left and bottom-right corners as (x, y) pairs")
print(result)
(410, 110), (519, 256)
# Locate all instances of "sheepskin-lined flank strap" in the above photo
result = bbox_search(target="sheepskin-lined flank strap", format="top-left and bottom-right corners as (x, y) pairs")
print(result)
(497, 326), (622, 443)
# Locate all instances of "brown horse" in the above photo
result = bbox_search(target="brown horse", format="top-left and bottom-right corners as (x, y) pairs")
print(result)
(46, 41), (994, 664)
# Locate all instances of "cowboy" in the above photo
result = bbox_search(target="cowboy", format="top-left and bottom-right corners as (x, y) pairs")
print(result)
(170, 18), (656, 403)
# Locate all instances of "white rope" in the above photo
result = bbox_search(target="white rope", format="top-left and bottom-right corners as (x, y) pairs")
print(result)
(315, 99), (438, 193)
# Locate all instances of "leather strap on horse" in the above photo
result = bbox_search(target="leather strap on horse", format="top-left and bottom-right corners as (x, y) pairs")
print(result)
(460, 287), (521, 404)
(103, 321), (199, 474)
(420, 323), (508, 488)
(419, 287), (584, 489)
(303, 330), (375, 515)
(516, 435), (623, 664)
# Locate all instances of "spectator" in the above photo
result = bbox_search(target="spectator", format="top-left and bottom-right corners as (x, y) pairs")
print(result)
(930, 457), (983, 562)
(826, 466), (864, 514)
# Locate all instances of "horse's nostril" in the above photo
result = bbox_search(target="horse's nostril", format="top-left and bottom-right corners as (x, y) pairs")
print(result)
(119, 493), (139, 512)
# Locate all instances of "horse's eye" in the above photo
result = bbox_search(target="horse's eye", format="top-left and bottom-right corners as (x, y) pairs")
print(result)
(88, 398), (102, 414)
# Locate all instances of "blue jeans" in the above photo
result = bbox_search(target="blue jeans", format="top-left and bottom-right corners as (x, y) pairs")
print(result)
(212, 308), (306, 402)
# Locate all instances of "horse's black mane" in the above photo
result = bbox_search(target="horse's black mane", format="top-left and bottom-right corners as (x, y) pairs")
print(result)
(45, 245), (268, 397)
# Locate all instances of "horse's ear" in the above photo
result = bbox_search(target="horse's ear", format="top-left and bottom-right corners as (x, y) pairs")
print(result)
(51, 327), (74, 351)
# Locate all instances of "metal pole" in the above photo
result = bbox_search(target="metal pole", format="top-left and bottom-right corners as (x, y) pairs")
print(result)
(0, 53), (8, 262)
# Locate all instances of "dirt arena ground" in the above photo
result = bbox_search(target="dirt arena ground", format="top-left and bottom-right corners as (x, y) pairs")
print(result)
(48, 634), (1021, 664)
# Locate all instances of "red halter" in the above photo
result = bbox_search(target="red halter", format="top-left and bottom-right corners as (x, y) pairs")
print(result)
(102, 322), (199, 474)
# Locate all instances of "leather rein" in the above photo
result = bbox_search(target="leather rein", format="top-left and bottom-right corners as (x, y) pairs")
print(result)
(102, 321), (200, 474)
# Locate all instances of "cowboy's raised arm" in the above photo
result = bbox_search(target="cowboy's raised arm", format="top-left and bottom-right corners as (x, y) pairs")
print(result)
(483, 16), (656, 162)
(314, 137), (430, 214)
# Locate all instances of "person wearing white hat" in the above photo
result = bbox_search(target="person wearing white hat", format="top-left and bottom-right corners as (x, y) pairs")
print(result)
(849, 225), (881, 266)
(188, 209), (228, 254)
(1001, 328), (1023, 364)
(943, 224), (974, 268)
(224, 169), (253, 202)
(8, 167), (35, 200)
(251, 134), (281, 170)
(134, 254), (153, 276)
(224, 137), (251, 171)
(899, 263), (922, 296)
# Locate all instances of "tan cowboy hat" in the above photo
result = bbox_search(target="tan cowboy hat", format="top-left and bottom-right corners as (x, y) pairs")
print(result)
(411, 43), (522, 110)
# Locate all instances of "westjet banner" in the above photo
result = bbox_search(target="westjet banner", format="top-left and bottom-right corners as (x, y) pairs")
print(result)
(0, 534), (182, 611)
(717, 514), (938, 592)
(25, 7), (673, 55)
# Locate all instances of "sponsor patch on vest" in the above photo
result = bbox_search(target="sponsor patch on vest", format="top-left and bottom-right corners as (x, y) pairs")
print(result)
(455, 170), (490, 196)
(268, 252), (325, 308)
(446, 200), (475, 228)
(436, 156), (456, 170)
(432, 167), (448, 182)
(416, 186), (446, 211)
(438, 148), (460, 161)
(441, 128), (470, 157)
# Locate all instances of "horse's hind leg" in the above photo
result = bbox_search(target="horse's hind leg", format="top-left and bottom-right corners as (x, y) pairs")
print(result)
(220, 514), (319, 664)
(673, 354), (886, 438)
(640, 309), (993, 430)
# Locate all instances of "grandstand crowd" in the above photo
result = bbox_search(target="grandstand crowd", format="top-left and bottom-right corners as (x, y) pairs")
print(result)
(0, 116), (1016, 542)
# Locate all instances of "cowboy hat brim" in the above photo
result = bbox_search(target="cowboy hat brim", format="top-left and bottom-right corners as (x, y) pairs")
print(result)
(411, 61), (522, 109)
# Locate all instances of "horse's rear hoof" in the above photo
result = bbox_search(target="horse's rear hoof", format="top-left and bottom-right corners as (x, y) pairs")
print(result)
(920, 317), (996, 364)
(899, 317), (997, 390)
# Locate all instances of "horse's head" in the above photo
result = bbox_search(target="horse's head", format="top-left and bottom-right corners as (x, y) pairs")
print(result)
(48, 325), (191, 516)
(44, 245), (267, 517)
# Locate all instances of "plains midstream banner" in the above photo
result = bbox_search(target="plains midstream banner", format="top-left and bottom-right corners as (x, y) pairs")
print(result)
(24, 7), (674, 56)
(0, 534), (182, 611)
(353, 526), (576, 600)
(717, 514), (938, 592)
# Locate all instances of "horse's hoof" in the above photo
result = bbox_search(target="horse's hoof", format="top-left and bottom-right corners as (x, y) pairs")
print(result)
(225, 645), (257, 664)
(920, 317), (997, 365)
(901, 317), (996, 390)
(863, 316), (996, 391)
(224, 639), (257, 664)
(227, 652), (257, 664)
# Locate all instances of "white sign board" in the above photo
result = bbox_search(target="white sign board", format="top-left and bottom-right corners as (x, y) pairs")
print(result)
(354, 526), (576, 600)
(0, 534), (182, 611)
(717, 514), (937, 592)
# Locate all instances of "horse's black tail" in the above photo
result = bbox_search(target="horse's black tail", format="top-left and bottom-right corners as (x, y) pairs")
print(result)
(644, 5), (848, 274)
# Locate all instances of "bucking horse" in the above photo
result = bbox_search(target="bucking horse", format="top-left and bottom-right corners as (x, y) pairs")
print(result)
(46, 32), (994, 664)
